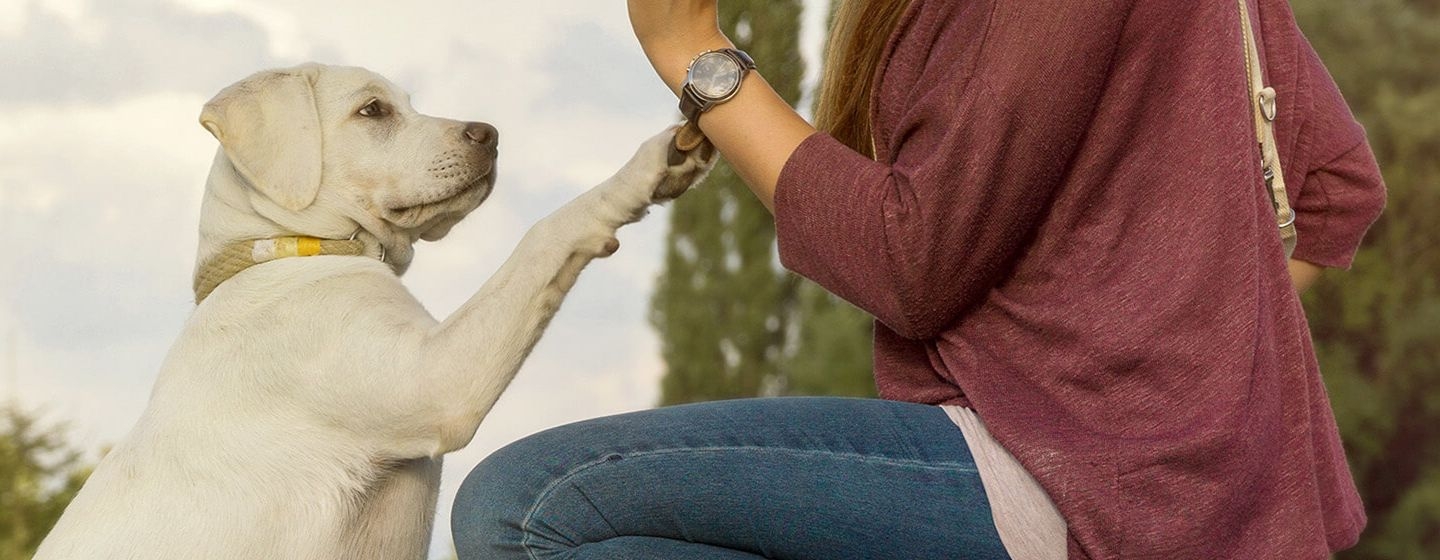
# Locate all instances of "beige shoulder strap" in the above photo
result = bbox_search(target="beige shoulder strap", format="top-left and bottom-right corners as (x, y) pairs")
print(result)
(1238, 0), (1298, 258)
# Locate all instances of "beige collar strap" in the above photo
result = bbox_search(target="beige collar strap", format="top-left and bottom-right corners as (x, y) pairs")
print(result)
(193, 236), (369, 304)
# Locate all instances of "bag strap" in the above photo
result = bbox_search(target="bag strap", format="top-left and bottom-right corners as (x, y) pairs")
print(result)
(1237, 0), (1298, 258)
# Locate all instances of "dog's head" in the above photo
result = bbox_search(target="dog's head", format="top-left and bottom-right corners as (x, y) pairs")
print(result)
(199, 63), (497, 249)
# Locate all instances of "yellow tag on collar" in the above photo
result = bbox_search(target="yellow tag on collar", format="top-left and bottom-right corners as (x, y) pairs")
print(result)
(296, 237), (322, 257)
(256, 237), (324, 260)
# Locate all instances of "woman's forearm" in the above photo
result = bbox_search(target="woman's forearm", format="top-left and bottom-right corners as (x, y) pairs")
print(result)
(690, 72), (816, 213)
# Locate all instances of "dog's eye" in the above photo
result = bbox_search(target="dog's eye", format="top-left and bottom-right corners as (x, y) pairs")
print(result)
(357, 100), (388, 118)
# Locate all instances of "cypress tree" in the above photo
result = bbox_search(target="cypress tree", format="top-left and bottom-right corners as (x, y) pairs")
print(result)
(651, 0), (876, 404)
(650, 1), (807, 404)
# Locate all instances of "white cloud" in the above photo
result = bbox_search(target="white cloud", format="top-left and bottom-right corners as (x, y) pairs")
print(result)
(175, 0), (308, 59)
(0, 0), (281, 105)
(0, 1), (87, 36)
(0, 93), (210, 351)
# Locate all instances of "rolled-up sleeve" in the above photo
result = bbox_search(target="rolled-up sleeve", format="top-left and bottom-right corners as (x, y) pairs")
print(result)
(1291, 143), (1386, 269)
(1289, 34), (1387, 269)
(774, 0), (1122, 340)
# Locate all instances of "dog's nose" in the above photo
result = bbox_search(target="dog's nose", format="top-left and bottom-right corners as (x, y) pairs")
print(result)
(464, 122), (499, 149)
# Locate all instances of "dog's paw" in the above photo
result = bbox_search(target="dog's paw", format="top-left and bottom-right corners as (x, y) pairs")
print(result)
(596, 126), (718, 226)
(650, 125), (717, 203)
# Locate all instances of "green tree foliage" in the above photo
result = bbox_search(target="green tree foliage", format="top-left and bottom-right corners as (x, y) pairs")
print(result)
(1293, 1), (1440, 557)
(0, 406), (90, 560)
(782, 283), (874, 397)
(650, 0), (875, 405)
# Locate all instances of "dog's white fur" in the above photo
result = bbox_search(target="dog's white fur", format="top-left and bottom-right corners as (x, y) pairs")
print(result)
(34, 63), (712, 560)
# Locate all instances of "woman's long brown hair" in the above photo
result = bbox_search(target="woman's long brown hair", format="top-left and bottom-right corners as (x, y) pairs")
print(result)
(814, 0), (914, 159)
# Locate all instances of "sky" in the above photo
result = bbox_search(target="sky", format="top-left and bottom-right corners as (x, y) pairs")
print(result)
(0, 0), (830, 556)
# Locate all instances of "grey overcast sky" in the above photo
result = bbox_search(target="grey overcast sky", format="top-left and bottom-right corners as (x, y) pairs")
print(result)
(0, 0), (830, 556)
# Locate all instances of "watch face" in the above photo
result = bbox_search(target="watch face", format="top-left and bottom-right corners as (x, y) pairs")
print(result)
(688, 52), (742, 99)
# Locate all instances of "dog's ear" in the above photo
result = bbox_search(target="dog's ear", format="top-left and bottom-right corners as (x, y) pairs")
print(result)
(200, 66), (323, 212)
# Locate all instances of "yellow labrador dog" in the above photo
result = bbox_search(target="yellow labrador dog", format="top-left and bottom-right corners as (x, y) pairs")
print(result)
(34, 63), (713, 560)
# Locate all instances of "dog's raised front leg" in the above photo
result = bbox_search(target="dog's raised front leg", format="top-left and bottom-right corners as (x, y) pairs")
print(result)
(409, 128), (713, 456)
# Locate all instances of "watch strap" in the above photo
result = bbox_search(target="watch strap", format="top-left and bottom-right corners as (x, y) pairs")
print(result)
(729, 48), (757, 71)
(680, 88), (705, 122)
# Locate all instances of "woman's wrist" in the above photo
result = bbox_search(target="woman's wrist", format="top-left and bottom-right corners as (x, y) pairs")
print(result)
(627, 0), (728, 90)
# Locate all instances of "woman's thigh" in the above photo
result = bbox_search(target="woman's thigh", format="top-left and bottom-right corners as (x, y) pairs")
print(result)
(451, 397), (1010, 560)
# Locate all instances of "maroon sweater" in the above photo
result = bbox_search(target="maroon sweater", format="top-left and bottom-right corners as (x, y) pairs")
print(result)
(774, 0), (1385, 557)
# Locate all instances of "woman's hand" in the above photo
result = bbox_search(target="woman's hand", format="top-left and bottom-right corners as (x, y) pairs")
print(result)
(626, 0), (733, 94)
(1288, 259), (1323, 293)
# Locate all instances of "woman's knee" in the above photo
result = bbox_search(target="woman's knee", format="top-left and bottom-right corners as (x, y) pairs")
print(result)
(451, 415), (640, 557)
(452, 426), (568, 557)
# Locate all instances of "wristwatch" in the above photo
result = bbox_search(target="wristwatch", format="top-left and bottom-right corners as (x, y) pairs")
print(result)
(679, 48), (756, 122)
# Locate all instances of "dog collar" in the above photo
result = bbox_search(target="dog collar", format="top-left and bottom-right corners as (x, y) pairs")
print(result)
(193, 236), (370, 304)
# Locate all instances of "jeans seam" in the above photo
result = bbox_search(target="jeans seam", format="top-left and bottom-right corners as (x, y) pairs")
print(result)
(518, 445), (980, 556)
(572, 483), (621, 539)
(619, 445), (980, 471)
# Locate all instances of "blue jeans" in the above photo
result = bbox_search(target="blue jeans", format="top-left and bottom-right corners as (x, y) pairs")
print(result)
(451, 397), (1011, 559)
